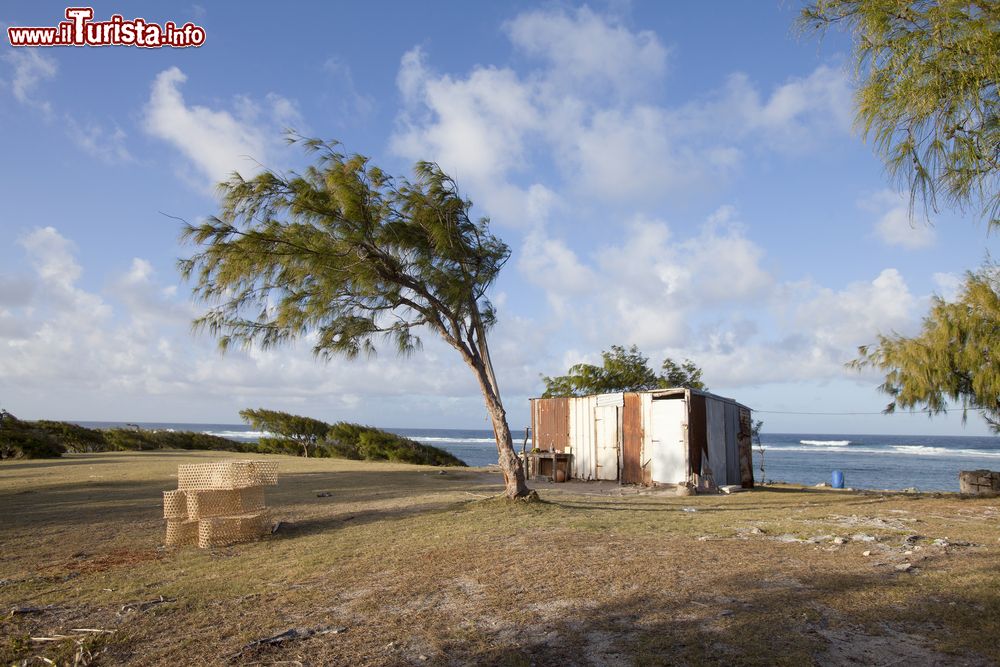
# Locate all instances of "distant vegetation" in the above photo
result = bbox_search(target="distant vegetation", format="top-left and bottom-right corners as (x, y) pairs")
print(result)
(542, 344), (707, 398)
(0, 408), (465, 466)
(242, 408), (465, 466)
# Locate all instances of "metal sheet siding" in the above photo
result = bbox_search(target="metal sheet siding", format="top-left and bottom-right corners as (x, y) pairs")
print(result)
(568, 396), (596, 480)
(621, 393), (643, 484)
(532, 398), (570, 452)
(705, 397), (728, 486)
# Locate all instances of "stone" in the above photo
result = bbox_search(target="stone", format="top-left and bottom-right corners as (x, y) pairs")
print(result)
(862, 550), (872, 556)
(894, 563), (914, 573)
(851, 533), (877, 543)
(959, 470), (1000, 496)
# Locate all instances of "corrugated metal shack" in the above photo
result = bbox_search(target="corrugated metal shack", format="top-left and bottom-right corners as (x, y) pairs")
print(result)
(530, 389), (754, 488)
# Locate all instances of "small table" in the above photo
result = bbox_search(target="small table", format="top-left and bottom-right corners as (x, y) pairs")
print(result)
(528, 451), (572, 482)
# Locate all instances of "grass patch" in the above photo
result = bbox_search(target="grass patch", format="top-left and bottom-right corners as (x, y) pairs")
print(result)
(1, 451), (998, 665)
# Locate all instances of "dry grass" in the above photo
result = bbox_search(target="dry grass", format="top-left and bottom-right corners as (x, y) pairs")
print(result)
(1, 450), (998, 666)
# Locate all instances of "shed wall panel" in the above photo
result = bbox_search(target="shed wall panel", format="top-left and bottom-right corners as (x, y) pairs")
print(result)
(621, 393), (643, 484)
(705, 398), (728, 486)
(568, 396), (596, 480)
(533, 398), (570, 452)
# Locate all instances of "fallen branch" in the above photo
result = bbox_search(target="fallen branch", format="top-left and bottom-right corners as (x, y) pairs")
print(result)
(227, 626), (347, 662)
(118, 595), (175, 615)
(8, 605), (56, 617)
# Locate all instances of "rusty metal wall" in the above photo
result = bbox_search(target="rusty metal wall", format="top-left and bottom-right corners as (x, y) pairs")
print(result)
(531, 397), (570, 452)
(621, 393), (643, 484)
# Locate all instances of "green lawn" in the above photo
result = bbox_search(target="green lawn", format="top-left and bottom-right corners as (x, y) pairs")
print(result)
(1, 451), (998, 665)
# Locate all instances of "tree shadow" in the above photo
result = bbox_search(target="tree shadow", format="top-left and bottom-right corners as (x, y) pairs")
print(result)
(429, 553), (999, 666)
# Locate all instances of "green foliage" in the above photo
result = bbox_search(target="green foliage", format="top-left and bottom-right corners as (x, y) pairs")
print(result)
(180, 136), (519, 485)
(800, 0), (1000, 226)
(542, 345), (707, 397)
(33, 420), (107, 452)
(325, 421), (465, 466)
(852, 263), (1000, 431)
(0, 408), (463, 464)
(179, 135), (509, 368)
(661, 358), (707, 391)
(0, 411), (66, 459)
(240, 408), (330, 457)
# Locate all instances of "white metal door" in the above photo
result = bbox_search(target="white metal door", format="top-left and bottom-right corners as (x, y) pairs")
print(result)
(650, 399), (686, 484)
(593, 404), (619, 480)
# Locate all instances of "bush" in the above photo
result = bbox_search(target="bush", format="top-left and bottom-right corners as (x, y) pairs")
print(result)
(329, 422), (465, 466)
(0, 412), (66, 459)
(33, 420), (107, 453)
(0, 408), (465, 467)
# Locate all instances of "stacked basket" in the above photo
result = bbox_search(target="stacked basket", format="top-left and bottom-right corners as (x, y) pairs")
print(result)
(163, 460), (278, 548)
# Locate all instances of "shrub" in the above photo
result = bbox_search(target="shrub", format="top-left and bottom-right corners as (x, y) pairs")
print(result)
(33, 420), (107, 452)
(331, 422), (465, 467)
(0, 412), (66, 459)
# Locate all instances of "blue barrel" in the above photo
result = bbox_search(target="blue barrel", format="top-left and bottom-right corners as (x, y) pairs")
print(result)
(831, 470), (845, 489)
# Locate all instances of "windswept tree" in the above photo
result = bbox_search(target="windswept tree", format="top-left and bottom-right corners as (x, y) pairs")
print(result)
(239, 408), (330, 458)
(800, 2), (999, 431)
(181, 137), (532, 498)
(800, 0), (1000, 226)
(852, 263), (1000, 431)
(542, 344), (707, 397)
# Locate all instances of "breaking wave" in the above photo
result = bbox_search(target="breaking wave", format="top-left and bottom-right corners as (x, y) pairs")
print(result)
(202, 429), (274, 440)
(891, 445), (1000, 458)
(412, 436), (498, 444)
(799, 439), (851, 447)
(764, 444), (1000, 458)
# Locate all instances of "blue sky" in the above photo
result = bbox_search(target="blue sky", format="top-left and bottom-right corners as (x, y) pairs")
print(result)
(1, 1), (996, 435)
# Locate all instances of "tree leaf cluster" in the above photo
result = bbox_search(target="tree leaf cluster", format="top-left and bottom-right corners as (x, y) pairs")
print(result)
(852, 263), (1000, 431)
(800, 0), (1000, 226)
(541, 344), (707, 398)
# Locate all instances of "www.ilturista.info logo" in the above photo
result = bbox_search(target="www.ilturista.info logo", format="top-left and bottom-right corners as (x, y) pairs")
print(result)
(7, 7), (206, 48)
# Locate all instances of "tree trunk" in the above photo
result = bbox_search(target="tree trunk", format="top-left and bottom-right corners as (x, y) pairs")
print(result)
(483, 392), (532, 499)
(464, 356), (532, 499)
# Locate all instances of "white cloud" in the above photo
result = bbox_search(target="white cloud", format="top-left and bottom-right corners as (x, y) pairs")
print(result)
(4, 49), (57, 113)
(862, 190), (936, 249)
(323, 57), (375, 119)
(392, 7), (854, 219)
(20, 226), (82, 289)
(142, 67), (299, 188)
(1, 227), (546, 425)
(504, 6), (668, 97)
(64, 116), (132, 163)
(932, 272), (963, 301)
(520, 204), (933, 390)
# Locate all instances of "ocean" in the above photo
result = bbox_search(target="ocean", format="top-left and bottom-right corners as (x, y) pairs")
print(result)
(75, 422), (1000, 492)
